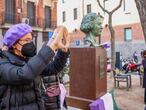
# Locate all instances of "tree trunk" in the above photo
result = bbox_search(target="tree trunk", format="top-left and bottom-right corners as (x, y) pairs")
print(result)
(96, 0), (122, 77)
(135, 0), (146, 43)
(109, 14), (115, 69)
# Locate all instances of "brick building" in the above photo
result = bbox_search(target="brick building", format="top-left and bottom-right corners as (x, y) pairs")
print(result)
(57, 0), (146, 58)
(0, 0), (57, 51)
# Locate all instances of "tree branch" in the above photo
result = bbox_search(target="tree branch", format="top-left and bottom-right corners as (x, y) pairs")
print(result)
(111, 0), (123, 13)
(97, 0), (110, 14)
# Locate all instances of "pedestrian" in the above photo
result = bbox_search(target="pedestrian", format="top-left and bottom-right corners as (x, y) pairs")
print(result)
(142, 50), (146, 104)
(133, 51), (138, 63)
(0, 23), (70, 110)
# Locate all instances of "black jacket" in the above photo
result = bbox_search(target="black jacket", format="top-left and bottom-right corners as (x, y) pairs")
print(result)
(41, 50), (69, 110)
(0, 46), (66, 110)
(143, 59), (146, 88)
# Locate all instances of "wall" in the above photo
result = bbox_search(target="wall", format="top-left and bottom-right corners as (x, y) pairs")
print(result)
(0, 0), (57, 50)
(101, 23), (144, 42)
(57, 0), (141, 31)
(57, 0), (82, 32)
(102, 0), (140, 26)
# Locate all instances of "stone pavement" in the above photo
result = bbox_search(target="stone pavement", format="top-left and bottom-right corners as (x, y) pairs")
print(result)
(107, 73), (145, 110)
(63, 73), (145, 110)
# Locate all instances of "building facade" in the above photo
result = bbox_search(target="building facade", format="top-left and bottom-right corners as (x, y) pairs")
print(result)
(0, 0), (57, 51)
(57, 0), (145, 58)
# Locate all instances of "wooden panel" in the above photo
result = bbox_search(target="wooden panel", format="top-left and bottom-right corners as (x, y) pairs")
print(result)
(66, 96), (93, 110)
(69, 47), (107, 101)
(70, 48), (95, 99)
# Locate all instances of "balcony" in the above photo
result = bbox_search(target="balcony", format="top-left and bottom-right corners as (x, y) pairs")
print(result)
(0, 12), (57, 30)
(44, 19), (57, 29)
(4, 12), (15, 24)
(45, 18), (51, 28)
(37, 17), (57, 29)
(0, 11), (20, 25)
(50, 21), (57, 29)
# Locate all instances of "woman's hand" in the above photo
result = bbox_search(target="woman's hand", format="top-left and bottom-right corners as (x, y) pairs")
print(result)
(48, 26), (70, 52)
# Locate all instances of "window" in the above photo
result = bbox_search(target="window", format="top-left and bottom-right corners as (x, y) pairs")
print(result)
(43, 32), (49, 42)
(123, 0), (125, 11)
(62, 11), (66, 22)
(5, 0), (15, 23)
(62, 0), (65, 3)
(103, 0), (108, 14)
(43, 31), (53, 42)
(124, 28), (132, 41)
(73, 8), (77, 20)
(123, 0), (131, 13)
(45, 6), (51, 28)
(27, 1), (35, 26)
(87, 4), (91, 13)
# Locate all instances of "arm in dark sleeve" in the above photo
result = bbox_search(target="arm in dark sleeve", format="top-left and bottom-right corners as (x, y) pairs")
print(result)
(42, 49), (70, 75)
(143, 59), (146, 69)
(0, 46), (55, 85)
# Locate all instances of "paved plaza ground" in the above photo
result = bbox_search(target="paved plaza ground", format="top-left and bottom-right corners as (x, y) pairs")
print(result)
(107, 73), (145, 110)
(64, 73), (146, 110)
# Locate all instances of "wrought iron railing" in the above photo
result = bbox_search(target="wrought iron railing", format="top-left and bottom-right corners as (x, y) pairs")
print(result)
(0, 12), (57, 30)
(45, 18), (51, 28)
(38, 18), (57, 29)
(5, 12), (15, 24)
(50, 21), (57, 29)
(44, 20), (57, 29)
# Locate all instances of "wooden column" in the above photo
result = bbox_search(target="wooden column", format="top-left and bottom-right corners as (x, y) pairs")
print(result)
(67, 47), (107, 110)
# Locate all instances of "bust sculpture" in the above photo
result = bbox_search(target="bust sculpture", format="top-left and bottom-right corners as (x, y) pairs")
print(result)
(80, 13), (102, 47)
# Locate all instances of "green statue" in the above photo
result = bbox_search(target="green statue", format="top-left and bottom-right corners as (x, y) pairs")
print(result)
(80, 13), (102, 47)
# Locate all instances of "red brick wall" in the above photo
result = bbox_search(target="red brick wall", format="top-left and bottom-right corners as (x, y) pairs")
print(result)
(70, 29), (85, 42)
(36, 0), (45, 27)
(0, 0), (57, 29)
(51, 1), (57, 28)
(101, 23), (144, 43)
(0, 0), (5, 24)
(15, 0), (20, 22)
(22, 0), (27, 17)
(69, 23), (144, 44)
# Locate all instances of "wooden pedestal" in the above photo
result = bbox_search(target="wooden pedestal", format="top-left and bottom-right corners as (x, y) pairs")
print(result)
(67, 47), (107, 110)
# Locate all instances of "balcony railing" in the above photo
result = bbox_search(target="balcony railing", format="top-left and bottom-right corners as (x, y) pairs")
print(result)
(43, 19), (57, 29)
(0, 12), (57, 30)
(0, 11), (19, 24)
(45, 18), (51, 28)
(50, 21), (57, 29)
(37, 17), (57, 29)
(5, 12), (15, 24)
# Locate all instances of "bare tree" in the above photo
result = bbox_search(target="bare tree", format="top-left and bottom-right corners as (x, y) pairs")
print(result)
(135, 0), (146, 43)
(97, 0), (123, 70)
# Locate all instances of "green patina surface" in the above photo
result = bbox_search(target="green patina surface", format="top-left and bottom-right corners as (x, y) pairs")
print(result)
(80, 13), (102, 47)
